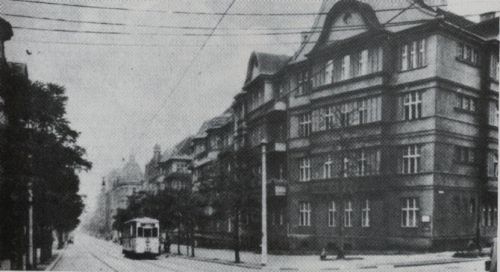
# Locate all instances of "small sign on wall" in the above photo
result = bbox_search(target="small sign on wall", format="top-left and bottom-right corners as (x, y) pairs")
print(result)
(421, 215), (431, 223)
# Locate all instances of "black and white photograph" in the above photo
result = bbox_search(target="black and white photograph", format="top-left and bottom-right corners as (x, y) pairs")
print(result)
(0, 0), (498, 271)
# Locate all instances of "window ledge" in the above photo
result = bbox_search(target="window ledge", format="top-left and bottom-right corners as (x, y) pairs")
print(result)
(454, 107), (477, 115)
(398, 65), (428, 74)
(456, 57), (480, 68)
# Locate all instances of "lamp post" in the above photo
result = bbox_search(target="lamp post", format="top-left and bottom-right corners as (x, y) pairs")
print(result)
(260, 140), (267, 266)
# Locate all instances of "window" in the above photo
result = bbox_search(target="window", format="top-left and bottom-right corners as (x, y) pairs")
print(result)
(325, 60), (333, 85)
(325, 106), (336, 130)
(457, 43), (479, 65)
(400, 38), (427, 71)
(297, 71), (310, 95)
(341, 55), (351, 80)
(352, 50), (368, 77)
(489, 102), (499, 127)
(328, 201), (336, 227)
(344, 200), (353, 227)
(299, 158), (311, 182)
(454, 146), (476, 164)
(402, 145), (421, 174)
(299, 202), (311, 226)
(403, 91), (422, 120)
(340, 104), (351, 127)
(357, 150), (367, 176)
(323, 155), (333, 179)
(358, 100), (368, 125)
(279, 209), (284, 225)
(456, 94), (477, 112)
(343, 157), (350, 178)
(299, 112), (312, 137)
(137, 227), (144, 237)
(494, 154), (498, 177)
(401, 197), (419, 228)
(490, 54), (499, 80)
(482, 204), (498, 227)
(361, 199), (370, 227)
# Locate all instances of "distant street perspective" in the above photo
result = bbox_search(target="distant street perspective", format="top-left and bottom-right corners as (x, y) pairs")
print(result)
(0, 0), (498, 271)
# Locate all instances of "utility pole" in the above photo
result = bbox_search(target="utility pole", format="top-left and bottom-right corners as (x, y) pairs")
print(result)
(27, 180), (34, 270)
(260, 140), (267, 266)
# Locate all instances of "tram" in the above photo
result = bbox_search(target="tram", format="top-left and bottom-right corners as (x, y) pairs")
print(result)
(121, 217), (160, 258)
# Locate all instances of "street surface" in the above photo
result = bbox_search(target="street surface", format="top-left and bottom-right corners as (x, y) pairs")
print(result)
(52, 233), (486, 272)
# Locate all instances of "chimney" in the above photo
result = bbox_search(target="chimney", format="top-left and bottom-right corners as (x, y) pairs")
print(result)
(153, 144), (161, 162)
(480, 12), (496, 22)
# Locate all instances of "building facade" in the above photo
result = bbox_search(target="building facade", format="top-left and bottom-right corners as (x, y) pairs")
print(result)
(188, 0), (498, 251)
(283, 0), (498, 250)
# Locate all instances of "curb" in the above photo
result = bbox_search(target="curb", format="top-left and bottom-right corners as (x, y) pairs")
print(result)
(44, 251), (64, 271)
(171, 254), (263, 270)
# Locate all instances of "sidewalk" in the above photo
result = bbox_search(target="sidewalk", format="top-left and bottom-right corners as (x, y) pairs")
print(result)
(168, 244), (487, 271)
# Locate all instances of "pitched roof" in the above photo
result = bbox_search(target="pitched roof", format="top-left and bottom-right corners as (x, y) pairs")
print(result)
(161, 136), (193, 162)
(466, 16), (499, 39)
(244, 52), (291, 84)
(0, 16), (13, 42)
(290, 0), (443, 64)
(193, 110), (233, 139)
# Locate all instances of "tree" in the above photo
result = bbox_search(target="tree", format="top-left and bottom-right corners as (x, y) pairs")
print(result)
(0, 67), (91, 267)
(213, 147), (260, 263)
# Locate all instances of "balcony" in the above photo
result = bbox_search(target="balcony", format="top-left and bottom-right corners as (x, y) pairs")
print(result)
(267, 178), (287, 197)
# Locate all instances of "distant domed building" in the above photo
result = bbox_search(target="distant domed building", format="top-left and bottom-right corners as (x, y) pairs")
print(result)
(104, 155), (144, 239)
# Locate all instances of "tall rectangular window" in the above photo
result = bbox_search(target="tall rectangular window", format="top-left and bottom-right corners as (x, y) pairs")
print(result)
(490, 54), (499, 80)
(403, 91), (422, 120)
(344, 200), (353, 227)
(457, 43), (479, 65)
(324, 106), (335, 130)
(401, 44), (408, 71)
(361, 199), (370, 227)
(358, 100), (368, 125)
(325, 60), (334, 84)
(401, 197), (419, 227)
(323, 155), (333, 179)
(299, 112), (312, 137)
(357, 150), (367, 176)
(417, 39), (426, 67)
(341, 55), (351, 80)
(410, 41), (417, 69)
(400, 38), (426, 71)
(402, 145), (421, 174)
(299, 201), (311, 226)
(328, 201), (336, 227)
(299, 158), (311, 182)
(340, 103), (350, 127)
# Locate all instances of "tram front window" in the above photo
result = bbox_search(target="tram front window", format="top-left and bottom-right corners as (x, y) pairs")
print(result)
(144, 228), (152, 238)
(152, 228), (158, 237)
(137, 227), (143, 237)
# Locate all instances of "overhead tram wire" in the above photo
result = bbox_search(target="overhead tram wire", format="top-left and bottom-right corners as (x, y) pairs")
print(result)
(129, 0), (238, 151)
(10, 19), (441, 37)
(9, 0), (448, 16)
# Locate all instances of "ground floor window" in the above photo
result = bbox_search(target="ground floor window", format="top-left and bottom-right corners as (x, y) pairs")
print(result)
(482, 204), (497, 227)
(328, 201), (336, 227)
(401, 197), (419, 228)
(344, 200), (353, 227)
(299, 201), (311, 226)
(361, 199), (370, 227)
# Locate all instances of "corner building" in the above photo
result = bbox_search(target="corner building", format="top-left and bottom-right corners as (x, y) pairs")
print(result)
(282, 0), (498, 251)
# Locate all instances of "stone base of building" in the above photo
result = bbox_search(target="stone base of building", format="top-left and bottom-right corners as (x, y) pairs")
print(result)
(287, 233), (497, 253)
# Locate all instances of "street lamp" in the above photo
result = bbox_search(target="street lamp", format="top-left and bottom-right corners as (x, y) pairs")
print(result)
(260, 140), (267, 266)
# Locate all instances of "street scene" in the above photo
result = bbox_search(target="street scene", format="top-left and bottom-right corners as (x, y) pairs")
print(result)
(0, 0), (498, 271)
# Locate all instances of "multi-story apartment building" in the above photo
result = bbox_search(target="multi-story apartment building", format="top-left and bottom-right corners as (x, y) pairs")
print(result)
(161, 137), (193, 191)
(189, 0), (498, 252)
(191, 111), (235, 247)
(232, 52), (291, 249)
(284, 0), (498, 251)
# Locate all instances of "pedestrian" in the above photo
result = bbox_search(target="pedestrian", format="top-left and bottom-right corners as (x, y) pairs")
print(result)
(164, 234), (171, 255)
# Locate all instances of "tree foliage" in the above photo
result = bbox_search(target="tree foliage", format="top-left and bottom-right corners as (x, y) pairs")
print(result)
(0, 67), (91, 259)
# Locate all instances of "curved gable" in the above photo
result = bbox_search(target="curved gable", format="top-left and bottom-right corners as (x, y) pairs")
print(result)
(313, 0), (381, 50)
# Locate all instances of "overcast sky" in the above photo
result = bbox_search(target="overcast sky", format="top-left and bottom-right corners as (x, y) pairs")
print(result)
(2, 0), (499, 211)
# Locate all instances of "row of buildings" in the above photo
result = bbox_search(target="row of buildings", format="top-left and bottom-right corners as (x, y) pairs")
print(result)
(101, 0), (499, 251)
